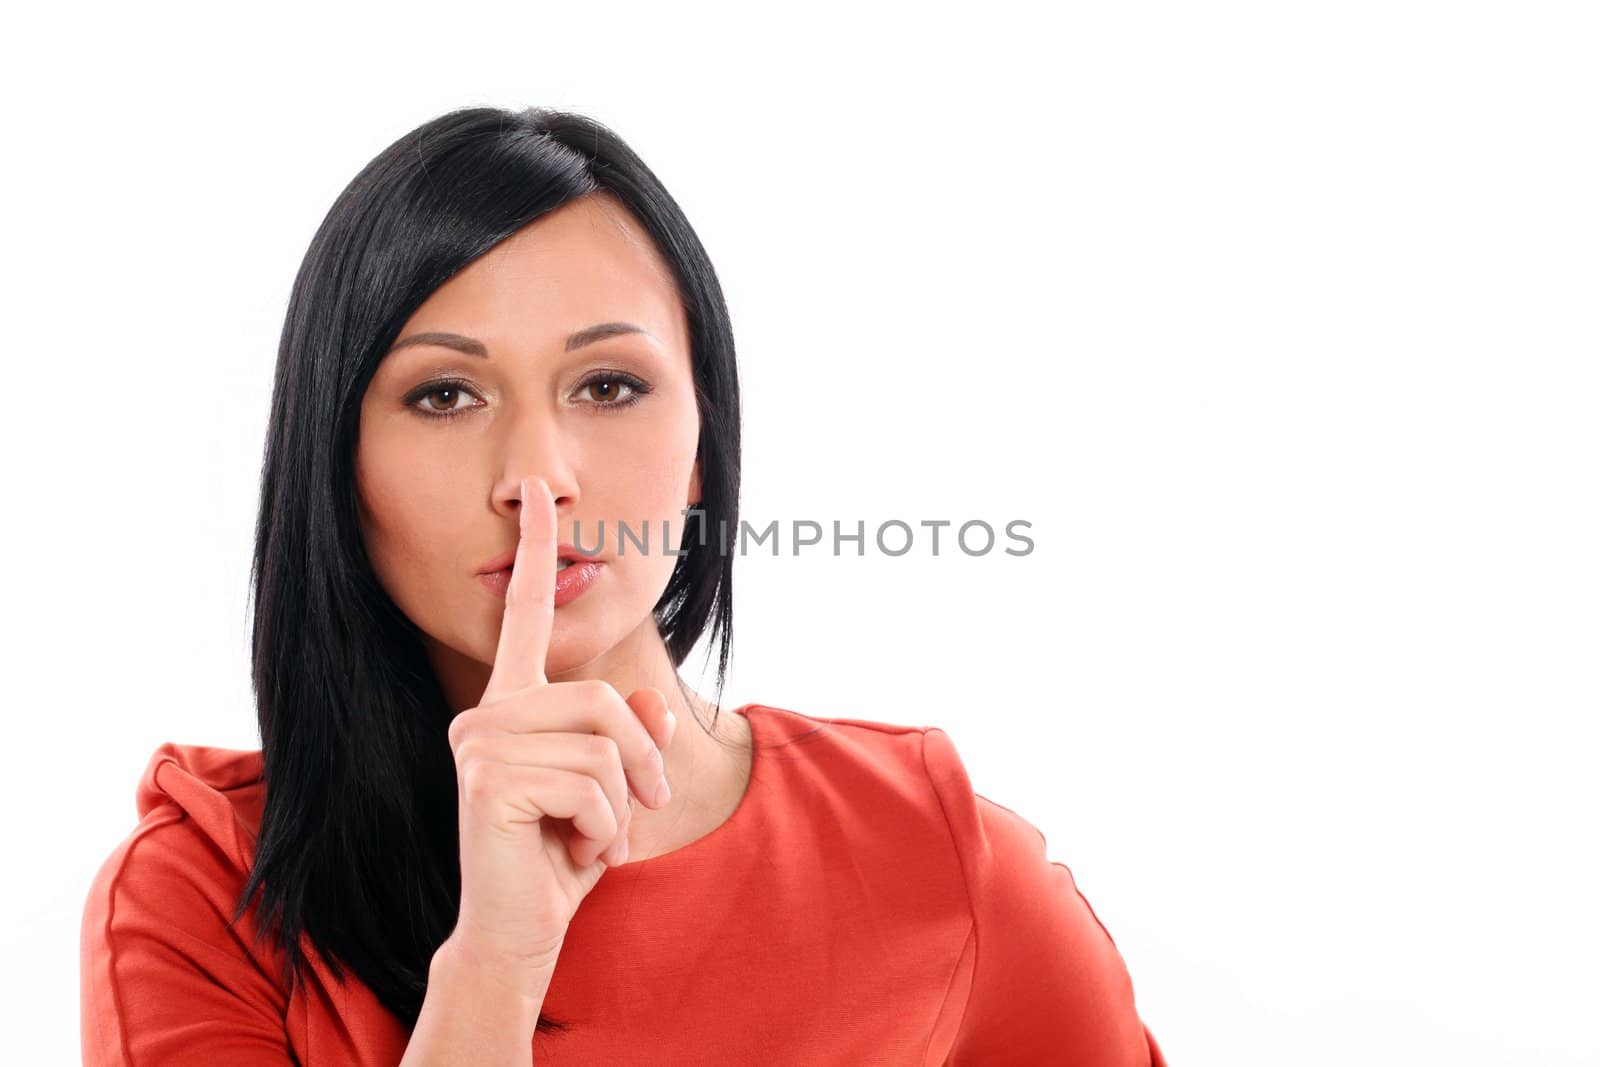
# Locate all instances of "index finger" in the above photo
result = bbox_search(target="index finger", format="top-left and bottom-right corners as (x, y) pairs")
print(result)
(483, 476), (557, 701)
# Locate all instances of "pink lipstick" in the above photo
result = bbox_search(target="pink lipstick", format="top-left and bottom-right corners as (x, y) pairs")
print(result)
(476, 543), (604, 607)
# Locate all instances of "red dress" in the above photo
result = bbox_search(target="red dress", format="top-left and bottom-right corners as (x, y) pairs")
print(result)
(81, 702), (1167, 1065)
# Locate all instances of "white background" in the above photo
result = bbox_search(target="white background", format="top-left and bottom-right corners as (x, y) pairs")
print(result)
(3, 2), (1596, 1063)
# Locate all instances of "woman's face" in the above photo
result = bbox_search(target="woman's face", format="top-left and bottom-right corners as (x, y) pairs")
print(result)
(355, 192), (702, 696)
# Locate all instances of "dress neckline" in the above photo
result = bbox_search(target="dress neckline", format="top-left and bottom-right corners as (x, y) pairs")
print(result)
(595, 701), (763, 877)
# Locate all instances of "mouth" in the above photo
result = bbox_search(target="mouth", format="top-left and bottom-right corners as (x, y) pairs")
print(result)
(504, 558), (580, 575)
(477, 543), (599, 575)
(479, 552), (605, 604)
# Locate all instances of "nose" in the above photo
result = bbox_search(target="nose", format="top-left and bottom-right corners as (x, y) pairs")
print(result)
(501, 478), (581, 553)
(510, 480), (575, 515)
(493, 422), (579, 525)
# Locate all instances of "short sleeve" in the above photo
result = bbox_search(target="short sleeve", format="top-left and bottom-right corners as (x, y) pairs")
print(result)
(80, 813), (296, 1066)
(922, 726), (1166, 1067)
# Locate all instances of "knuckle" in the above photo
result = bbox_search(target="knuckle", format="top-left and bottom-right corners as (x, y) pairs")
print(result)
(459, 760), (497, 803)
(454, 736), (484, 767)
(589, 732), (621, 765)
(446, 710), (474, 752)
(582, 775), (610, 814)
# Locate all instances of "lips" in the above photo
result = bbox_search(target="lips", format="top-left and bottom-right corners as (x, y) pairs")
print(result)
(477, 552), (604, 604)
(476, 543), (598, 575)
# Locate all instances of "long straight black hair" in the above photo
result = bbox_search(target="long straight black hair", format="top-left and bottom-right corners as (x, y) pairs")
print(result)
(234, 106), (747, 1037)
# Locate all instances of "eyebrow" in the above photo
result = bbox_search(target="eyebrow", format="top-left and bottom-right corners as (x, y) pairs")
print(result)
(386, 321), (655, 358)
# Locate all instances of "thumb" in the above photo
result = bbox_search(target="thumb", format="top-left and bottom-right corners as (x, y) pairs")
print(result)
(626, 686), (677, 752)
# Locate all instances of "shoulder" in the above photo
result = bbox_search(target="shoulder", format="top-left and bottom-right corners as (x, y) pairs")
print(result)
(739, 702), (971, 871)
(919, 725), (1104, 920)
(90, 740), (266, 882)
(742, 704), (1030, 852)
(81, 741), (276, 980)
(742, 705), (1158, 1061)
(740, 703), (1022, 892)
(743, 701), (930, 767)
(740, 702), (1006, 816)
(741, 701), (963, 834)
(129, 740), (268, 875)
(911, 724), (1159, 1064)
(80, 744), (291, 1064)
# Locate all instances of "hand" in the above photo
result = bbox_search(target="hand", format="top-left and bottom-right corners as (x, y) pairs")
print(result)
(442, 476), (677, 978)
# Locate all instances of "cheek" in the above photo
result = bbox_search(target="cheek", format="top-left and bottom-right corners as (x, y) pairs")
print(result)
(355, 435), (460, 598)
(582, 416), (699, 575)
(594, 419), (697, 518)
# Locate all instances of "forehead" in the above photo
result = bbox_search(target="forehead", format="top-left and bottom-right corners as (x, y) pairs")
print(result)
(397, 192), (688, 355)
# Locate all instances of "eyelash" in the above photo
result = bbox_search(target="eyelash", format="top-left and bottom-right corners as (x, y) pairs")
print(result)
(403, 372), (653, 420)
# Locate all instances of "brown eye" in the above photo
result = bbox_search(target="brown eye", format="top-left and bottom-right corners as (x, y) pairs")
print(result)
(575, 373), (650, 408)
(405, 378), (483, 419)
(423, 386), (463, 412)
(585, 379), (629, 403)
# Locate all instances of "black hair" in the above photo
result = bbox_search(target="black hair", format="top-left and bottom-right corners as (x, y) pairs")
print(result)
(234, 105), (749, 1038)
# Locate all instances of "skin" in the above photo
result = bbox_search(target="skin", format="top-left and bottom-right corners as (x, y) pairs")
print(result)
(354, 190), (751, 864)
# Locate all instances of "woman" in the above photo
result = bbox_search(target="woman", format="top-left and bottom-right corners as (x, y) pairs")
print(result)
(79, 105), (1166, 1065)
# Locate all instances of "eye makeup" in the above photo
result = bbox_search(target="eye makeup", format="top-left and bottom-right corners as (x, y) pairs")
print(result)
(401, 370), (654, 421)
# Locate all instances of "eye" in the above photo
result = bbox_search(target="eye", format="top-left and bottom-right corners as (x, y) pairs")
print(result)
(404, 378), (484, 419)
(574, 371), (652, 410)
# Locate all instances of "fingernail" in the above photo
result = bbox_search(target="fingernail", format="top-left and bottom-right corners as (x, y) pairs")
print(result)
(664, 711), (677, 742)
(653, 778), (672, 807)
